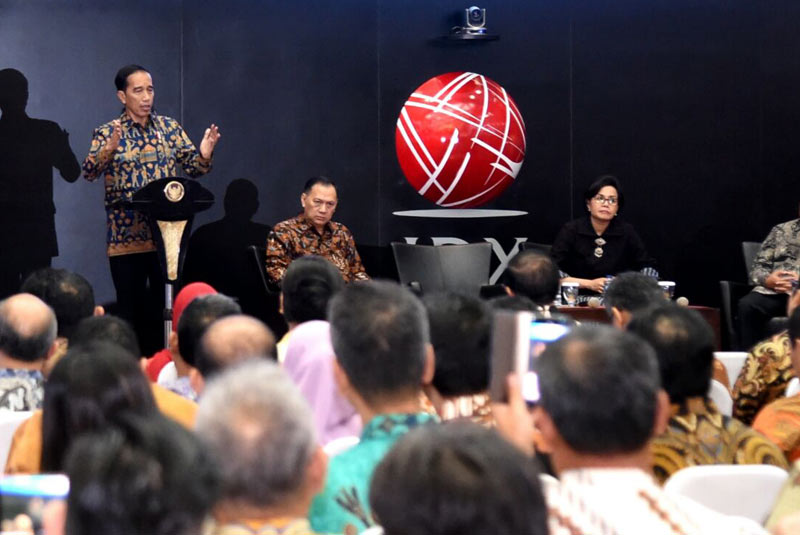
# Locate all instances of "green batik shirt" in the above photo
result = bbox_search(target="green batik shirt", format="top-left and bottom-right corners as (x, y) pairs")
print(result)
(309, 412), (438, 535)
(82, 112), (212, 256)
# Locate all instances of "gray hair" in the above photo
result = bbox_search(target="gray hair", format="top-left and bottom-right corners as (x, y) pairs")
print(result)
(195, 360), (317, 508)
(0, 293), (57, 362)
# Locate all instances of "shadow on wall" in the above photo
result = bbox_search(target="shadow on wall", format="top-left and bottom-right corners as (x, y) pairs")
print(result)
(0, 68), (80, 297)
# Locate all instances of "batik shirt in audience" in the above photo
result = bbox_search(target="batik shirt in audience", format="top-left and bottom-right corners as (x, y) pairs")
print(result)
(749, 219), (800, 294)
(765, 460), (800, 531)
(733, 331), (794, 425)
(651, 397), (788, 484)
(753, 395), (800, 463)
(544, 468), (767, 534)
(0, 369), (43, 411)
(265, 215), (368, 284)
(207, 518), (319, 535)
(308, 412), (438, 535)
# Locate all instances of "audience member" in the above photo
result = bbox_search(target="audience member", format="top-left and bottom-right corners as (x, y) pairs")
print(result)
(58, 413), (219, 535)
(370, 422), (548, 535)
(488, 293), (538, 312)
(603, 271), (664, 328)
(308, 281), (436, 535)
(732, 291), (800, 425)
(283, 320), (361, 445)
(193, 314), (275, 393)
(0, 293), (56, 410)
(496, 324), (766, 534)
(753, 306), (800, 462)
(277, 255), (344, 362)
(422, 292), (493, 424)
(144, 281), (217, 383)
(502, 250), (560, 308)
(628, 303), (787, 483)
(196, 360), (326, 534)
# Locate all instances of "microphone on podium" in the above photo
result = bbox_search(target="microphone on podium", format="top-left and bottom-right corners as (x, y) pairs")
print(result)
(676, 296), (689, 307)
(587, 296), (602, 308)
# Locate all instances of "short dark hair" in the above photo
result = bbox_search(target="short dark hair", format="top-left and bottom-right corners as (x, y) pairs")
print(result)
(302, 176), (336, 194)
(282, 256), (344, 324)
(503, 251), (559, 306)
(537, 324), (660, 454)
(627, 303), (715, 404)
(488, 294), (538, 312)
(71, 315), (141, 358)
(65, 413), (219, 535)
(177, 294), (241, 367)
(114, 64), (149, 91)
(328, 281), (428, 404)
(789, 304), (800, 347)
(370, 422), (548, 535)
(0, 295), (57, 362)
(603, 271), (664, 317)
(41, 342), (158, 472)
(583, 174), (625, 213)
(21, 268), (95, 340)
(423, 293), (491, 397)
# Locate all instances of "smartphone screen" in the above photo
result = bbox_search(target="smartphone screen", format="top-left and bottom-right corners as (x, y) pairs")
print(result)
(0, 475), (69, 535)
(490, 311), (572, 404)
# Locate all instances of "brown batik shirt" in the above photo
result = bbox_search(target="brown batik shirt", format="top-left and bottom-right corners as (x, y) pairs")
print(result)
(265, 214), (368, 284)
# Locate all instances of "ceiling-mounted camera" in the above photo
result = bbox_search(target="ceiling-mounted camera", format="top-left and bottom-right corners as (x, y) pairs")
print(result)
(444, 6), (497, 41)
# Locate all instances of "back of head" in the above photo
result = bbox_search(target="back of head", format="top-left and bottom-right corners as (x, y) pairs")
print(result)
(65, 413), (219, 535)
(489, 294), (538, 313)
(789, 304), (800, 347)
(537, 324), (660, 454)
(71, 315), (141, 357)
(42, 342), (157, 472)
(370, 422), (548, 535)
(0, 293), (57, 363)
(282, 255), (344, 324)
(603, 271), (664, 316)
(21, 268), (95, 340)
(195, 314), (275, 378)
(504, 251), (559, 306)
(423, 293), (490, 397)
(329, 281), (429, 405)
(196, 360), (316, 510)
(177, 294), (241, 367)
(627, 303), (714, 404)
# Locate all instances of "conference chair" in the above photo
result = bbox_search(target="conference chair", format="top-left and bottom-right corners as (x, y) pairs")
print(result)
(391, 242), (492, 296)
(785, 377), (800, 398)
(714, 351), (748, 386)
(719, 241), (763, 350)
(742, 241), (761, 278)
(707, 379), (733, 416)
(664, 464), (788, 524)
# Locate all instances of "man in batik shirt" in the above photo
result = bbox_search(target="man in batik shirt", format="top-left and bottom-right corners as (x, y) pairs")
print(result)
(266, 176), (368, 285)
(82, 64), (220, 351)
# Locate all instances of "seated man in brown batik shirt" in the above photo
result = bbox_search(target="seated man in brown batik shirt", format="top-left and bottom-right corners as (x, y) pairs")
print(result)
(266, 176), (369, 285)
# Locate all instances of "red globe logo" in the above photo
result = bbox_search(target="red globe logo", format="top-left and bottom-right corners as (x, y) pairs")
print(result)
(395, 72), (526, 209)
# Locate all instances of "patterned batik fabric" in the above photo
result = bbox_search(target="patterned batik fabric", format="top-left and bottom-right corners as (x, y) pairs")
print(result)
(308, 412), (438, 535)
(0, 369), (44, 411)
(651, 397), (788, 485)
(732, 331), (795, 425)
(749, 218), (800, 295)
(765, 460), (800, 530)
(753, 395), (800, 463)
(545, 468), (768, 535)
(265, 215), (369, 284)
(207, 518), (320, 535)
(82, 112), (212, 256)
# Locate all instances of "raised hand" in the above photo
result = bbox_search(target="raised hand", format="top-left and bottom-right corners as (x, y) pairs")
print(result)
(199, 123), (221, 159)
(105, 120), (122, 153)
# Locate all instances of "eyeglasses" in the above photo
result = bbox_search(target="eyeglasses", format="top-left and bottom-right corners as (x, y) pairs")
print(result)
(592, 195), (618, 206)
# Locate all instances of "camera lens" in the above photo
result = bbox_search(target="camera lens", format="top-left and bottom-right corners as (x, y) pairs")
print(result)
(469, 8), (481, 21)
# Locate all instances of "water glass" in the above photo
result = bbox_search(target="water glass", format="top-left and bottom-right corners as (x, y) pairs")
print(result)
(658, 281), (676, 300)
(562, 282), (579, 306)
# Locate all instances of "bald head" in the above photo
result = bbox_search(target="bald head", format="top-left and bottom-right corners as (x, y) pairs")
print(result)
(0, 293), (57, 363)
(195, 315), (275, 378)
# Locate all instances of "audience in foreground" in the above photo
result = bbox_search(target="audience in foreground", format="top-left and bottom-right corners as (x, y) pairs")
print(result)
(370, 422), (548, 535)
(308, 281), (437, 535)
(0, 293), (57, 410)
(502, 249), (560, 309)
(497, 324), (767, 534)
(628, 303), (787, 483)
(196, 360), (326, 535)
(603, 271), (664, 329)
(754, 305), (800, 462)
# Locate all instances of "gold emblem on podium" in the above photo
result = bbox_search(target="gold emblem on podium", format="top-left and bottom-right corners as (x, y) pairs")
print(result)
(164, 181), (185, 203)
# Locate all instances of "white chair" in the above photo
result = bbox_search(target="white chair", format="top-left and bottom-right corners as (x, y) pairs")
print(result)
(361, 527), (384, 535)
(785, 377), (800, 397)
(0, 410), (33, 467)
(323, 435), (359, 457)
(664, 464), (788, 523)
(707, 379), (733, 416)
(714, 351), (748, 386)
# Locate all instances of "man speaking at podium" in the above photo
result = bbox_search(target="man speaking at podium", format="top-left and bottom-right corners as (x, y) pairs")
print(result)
(82, 64), (220, 351)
